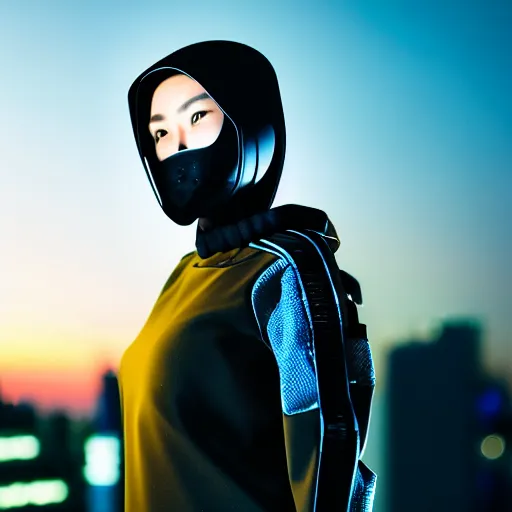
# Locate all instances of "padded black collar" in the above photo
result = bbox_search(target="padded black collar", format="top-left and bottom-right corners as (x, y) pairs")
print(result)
(195, 204), (340, 258)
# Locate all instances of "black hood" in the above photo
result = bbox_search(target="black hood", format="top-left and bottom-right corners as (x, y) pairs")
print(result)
(128, 40), (286, 226)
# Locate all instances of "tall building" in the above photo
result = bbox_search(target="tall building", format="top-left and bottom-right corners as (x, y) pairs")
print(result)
(387, 321), (511, 512)
(84, 369), (123, 512)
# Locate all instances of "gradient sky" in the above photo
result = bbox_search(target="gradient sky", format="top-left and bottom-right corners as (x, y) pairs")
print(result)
(1, 0), (510, 423)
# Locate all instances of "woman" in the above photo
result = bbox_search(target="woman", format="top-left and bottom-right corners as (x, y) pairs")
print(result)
(119, 40), (376, 511)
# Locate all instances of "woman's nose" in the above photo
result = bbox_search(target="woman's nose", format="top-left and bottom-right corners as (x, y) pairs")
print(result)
(177, 125), (188, 152)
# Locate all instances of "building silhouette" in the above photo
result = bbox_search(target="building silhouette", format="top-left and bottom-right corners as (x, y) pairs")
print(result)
(0, 386), (87, 511)
(85, 369), (123, 512)
(94, 370), (122, 434)
(387, 320), (511, 512)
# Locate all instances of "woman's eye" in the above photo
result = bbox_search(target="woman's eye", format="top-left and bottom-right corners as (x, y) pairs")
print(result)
(155, 129), (167, 143)
(191, 111), (209, 126)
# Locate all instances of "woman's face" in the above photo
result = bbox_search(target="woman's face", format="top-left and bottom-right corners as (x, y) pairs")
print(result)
(148, 74), (225, 161)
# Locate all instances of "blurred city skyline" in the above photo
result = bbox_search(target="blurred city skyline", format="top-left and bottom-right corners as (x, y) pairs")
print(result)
(0, 368), (123, 512)
(2, 317), (510, 512)
(385, 321), (511, 511)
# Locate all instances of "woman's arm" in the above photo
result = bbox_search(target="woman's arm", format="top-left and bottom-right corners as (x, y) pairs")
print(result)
(251, 231), (376, 512)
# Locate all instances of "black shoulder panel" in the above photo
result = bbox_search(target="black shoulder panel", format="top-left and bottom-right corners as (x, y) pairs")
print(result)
(250, 228), (376, 511)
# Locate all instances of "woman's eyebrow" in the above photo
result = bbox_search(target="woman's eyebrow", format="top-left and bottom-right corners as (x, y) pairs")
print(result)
(177, 92), (210, 112)
(149, 113), (165, 123)
(149, 92), (211, 124)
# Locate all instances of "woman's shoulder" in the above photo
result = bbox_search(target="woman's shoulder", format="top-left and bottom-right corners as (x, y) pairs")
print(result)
(156, 249), (198, 297)
(179, 249), (197, 263)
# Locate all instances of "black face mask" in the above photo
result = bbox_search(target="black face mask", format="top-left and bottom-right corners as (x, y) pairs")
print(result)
(146, 114), (239, 226)
(128, 41), (286, 227)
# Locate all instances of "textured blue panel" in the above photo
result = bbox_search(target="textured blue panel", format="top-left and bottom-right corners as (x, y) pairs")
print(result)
(253, 260), (319, 415)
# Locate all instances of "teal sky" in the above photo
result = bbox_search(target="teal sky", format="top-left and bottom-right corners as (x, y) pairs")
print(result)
(2, 0), (510, 374)
(1, 2), (510, 510)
